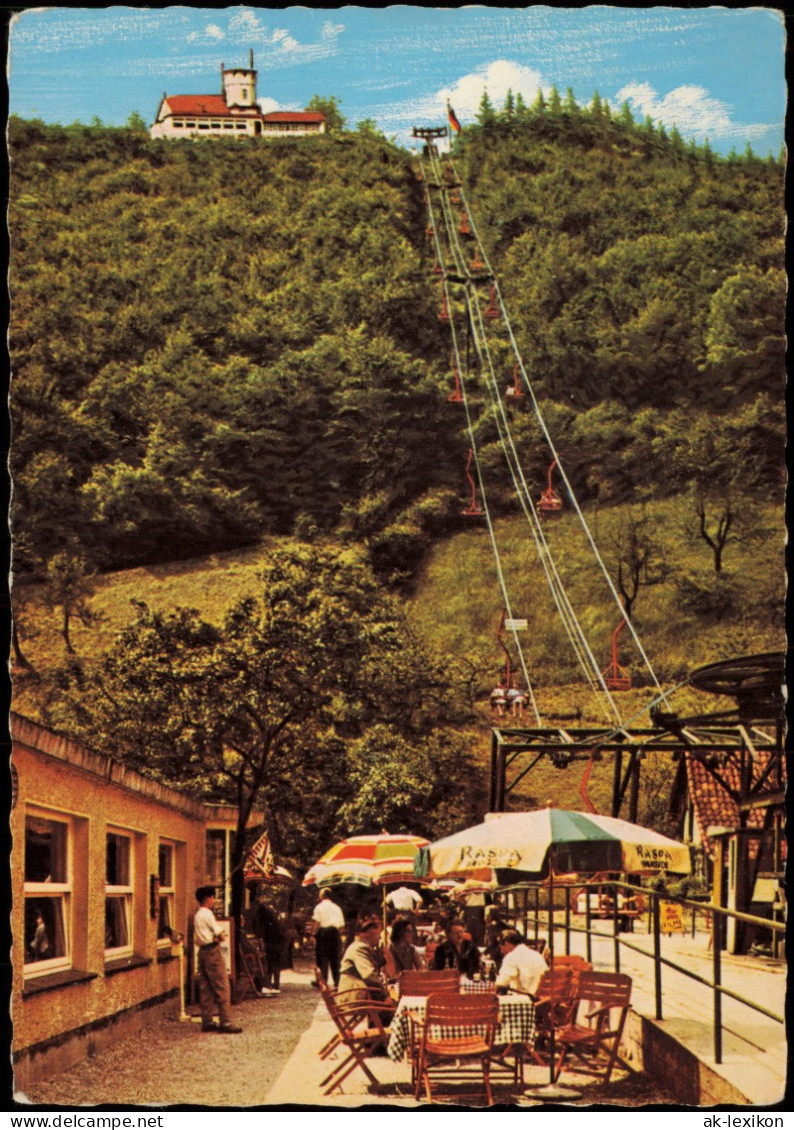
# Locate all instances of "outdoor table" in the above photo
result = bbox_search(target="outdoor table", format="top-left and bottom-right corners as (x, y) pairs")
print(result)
(386, 992), (536, 1063)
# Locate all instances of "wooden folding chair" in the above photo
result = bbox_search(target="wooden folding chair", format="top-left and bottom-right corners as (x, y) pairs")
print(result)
(316, 978), (394, 1095)
(549, 955), (592, 998)
(414, 992), (499, 1106)
(314, 966), (343, 1061)
(399, 969), (460, 997)
(530, 966), (576, 1066)
(236, 935), (266, 1001)
(553, 970), (633, 1087)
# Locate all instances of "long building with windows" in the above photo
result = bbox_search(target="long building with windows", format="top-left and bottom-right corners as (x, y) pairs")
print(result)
(150, 51), (325, 140)
(11, 713), (262, 1092)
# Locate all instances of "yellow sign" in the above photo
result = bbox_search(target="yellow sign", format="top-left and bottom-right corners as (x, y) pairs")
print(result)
(660, 900), (684, 935)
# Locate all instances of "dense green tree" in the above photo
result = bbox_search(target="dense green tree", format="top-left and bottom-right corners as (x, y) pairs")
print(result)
(42, 551), (101, 654)
(477, 90), (496, 127)
(53, 543), (477, 946)
(305, 94), (346, 133)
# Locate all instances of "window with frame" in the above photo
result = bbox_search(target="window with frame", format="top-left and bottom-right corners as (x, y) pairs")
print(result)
(105, 830), (134, 956)
(157, 841), (176, 944)
(24, 812), (71, 974)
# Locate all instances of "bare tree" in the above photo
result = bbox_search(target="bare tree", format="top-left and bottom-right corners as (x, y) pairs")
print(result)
(612, 510), (671, 621)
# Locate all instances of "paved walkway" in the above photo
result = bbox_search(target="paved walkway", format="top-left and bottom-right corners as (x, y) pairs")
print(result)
(553, 919), (787, 1106)
(17, 931), (786, 1109)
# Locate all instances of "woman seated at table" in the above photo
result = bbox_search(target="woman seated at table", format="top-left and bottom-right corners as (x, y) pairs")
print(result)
(337, 914), (390, 1006)
(432, 918), (481, 979)
(388, 915), (425, 975)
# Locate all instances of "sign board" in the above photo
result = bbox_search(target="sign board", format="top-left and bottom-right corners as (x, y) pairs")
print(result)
(660, 901), (684, 935)
(503, 619), (528, 631)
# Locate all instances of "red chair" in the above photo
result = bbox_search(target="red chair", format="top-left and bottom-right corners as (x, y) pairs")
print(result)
(316, 975), (395, 1096)
(553, 970), (633, 1087)
(399, 969), (460, 997)
(414, 992), (500, 1105)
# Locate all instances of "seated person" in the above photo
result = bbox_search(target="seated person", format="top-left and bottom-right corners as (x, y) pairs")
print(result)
(495, 929), (547, 997)
(432, 918), (481, 979)
(337, 914), (389, 1005)
(388, 916), (424, 975)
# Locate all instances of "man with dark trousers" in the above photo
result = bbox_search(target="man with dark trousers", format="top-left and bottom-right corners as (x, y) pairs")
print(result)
(312, 887), (345, 989)
(194, 886), (242, 1033)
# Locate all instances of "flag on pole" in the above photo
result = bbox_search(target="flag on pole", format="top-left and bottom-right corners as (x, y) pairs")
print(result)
(246, 829), (275, 878)
(447, 101), (462, 133)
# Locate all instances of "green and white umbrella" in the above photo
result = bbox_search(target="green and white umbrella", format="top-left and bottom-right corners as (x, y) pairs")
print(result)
(414, 807), (691, 883)
(415, 807), (690, 1091)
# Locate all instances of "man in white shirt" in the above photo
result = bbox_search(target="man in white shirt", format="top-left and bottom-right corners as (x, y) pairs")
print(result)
(312, 887), (346, 989)
(194, 886), (242, 1033)
(495, 929), (547, 997)
(386, 886), (423, 914)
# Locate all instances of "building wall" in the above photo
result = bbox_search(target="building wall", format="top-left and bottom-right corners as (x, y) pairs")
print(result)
(11, 716), (208, 1090)
(150, 116), (259, 140)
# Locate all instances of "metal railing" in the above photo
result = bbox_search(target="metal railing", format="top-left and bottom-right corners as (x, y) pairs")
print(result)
(505, 879), (785, 1065)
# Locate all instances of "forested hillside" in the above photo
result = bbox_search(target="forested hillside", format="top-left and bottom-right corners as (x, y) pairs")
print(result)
(9, 109), (784, 597)
(8, 107), (785, 871)
(453, 96), (784, 518)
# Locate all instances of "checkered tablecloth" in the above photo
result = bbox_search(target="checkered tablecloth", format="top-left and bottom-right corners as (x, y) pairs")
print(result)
(460, 977), (497, 994)
(387, 994), (536, 1063)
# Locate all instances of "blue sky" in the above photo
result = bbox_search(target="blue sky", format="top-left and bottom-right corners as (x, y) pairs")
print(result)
(8, 6), (787, 156)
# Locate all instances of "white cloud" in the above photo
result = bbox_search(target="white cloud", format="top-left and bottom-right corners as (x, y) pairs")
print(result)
(229, 10), (265, 37)
(187, 24), (224, 44)
(613, 81), (770, 144)
(436, 60), (546, 121)
(222, 10), (341, 66)
(321, 21), (345, 40)
(258, 97), (281, 114)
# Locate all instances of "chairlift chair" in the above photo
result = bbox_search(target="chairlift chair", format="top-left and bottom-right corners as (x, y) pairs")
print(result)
(602, 619), (632, 692)
(483, 283), (500, 320)
(462, 448), (485, 517)
(538, 459), (563, 517)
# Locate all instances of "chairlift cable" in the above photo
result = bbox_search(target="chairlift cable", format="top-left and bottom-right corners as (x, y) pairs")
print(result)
(465, 281), (622, 725)
(459, 185), (672, 707)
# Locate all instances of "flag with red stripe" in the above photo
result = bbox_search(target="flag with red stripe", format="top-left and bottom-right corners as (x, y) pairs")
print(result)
(447, 101), (462, 133)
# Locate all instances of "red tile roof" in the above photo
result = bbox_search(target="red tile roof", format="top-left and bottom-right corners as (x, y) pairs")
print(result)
(164, 95), (260, 118)
(685, 752), (786, 861)
(262, 111), (326, 124)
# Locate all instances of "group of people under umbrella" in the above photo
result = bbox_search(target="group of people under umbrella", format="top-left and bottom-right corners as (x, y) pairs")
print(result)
(296, 811), (692, 1086)
(310, 883), (549, 1010)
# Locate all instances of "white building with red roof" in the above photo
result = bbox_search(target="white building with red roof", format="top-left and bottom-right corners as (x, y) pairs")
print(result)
(150, 51), (326, 140)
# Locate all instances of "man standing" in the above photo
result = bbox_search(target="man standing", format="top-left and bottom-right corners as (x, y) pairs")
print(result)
(194, 886), (242, 1033)
(312, 887), (345, 989)
(495, 929), (547, 996)
(385, 886), (423, 915)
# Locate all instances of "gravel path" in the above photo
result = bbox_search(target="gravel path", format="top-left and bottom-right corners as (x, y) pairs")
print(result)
(18, 963), (320, 1109)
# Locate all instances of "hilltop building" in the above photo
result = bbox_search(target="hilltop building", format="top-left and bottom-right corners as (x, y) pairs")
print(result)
(150, 50), (325, 140)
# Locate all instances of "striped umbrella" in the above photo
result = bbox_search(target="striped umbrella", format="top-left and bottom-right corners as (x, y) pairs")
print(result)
(303, 832), (430, 889)
(414, 808), (691, 884)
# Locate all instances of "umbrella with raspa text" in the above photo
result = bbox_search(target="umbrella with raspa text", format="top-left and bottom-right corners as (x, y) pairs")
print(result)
(414, 807), (690, 1087)
(413, 807), (691, 885)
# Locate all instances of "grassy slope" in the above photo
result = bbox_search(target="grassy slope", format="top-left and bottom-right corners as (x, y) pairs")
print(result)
(13, 495), (784, 822)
